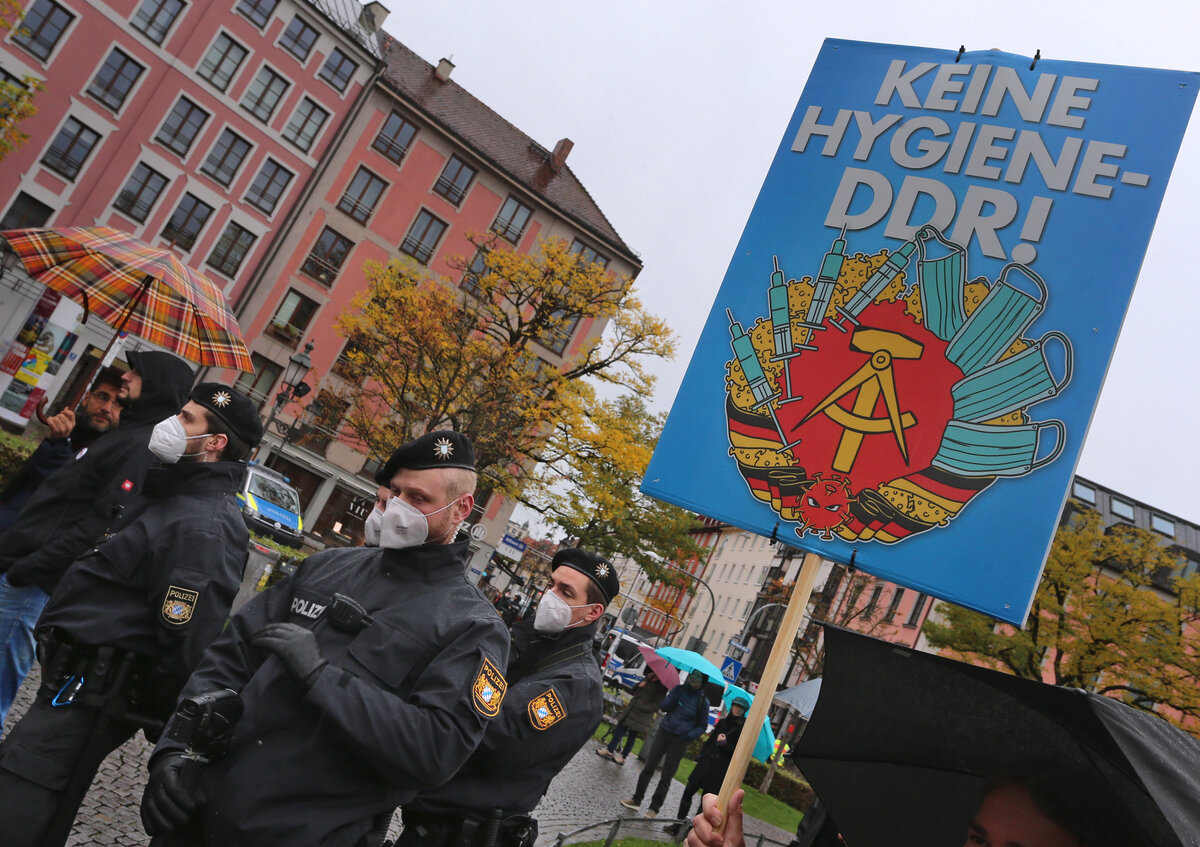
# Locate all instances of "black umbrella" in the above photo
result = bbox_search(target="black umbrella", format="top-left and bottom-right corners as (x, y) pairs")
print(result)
(793, 626), (1200, 847)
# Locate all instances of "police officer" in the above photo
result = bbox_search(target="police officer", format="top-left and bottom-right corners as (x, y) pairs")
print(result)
(0, 383), (263, 847)
(0, 350), (194, 726)
(142, 430), (511, 847)
(398, 548), (619, 847)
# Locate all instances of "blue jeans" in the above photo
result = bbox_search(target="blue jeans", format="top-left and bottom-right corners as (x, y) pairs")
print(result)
(607, 723), (639, 756)
(0, 573), (49, 729)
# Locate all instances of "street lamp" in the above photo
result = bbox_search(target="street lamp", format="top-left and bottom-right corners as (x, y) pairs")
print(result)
(259, 341), (313, 467)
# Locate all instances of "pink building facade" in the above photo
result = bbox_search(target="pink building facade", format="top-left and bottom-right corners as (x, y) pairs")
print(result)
(0, 0), (383, 425)
(223, 37), (641, 568)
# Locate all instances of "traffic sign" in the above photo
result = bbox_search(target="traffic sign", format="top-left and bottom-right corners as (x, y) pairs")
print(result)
(721, 656), (743, 683)
(496, 533), (527, 562)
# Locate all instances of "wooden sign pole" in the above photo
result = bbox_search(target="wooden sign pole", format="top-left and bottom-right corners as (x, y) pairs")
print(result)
(715, 549), (824, 828)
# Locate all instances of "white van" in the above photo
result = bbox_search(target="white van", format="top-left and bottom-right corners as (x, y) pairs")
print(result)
(598, 630), (650, 691)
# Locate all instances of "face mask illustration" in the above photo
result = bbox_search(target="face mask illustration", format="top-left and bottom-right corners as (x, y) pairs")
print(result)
(916, 225), (967, 343)
(945, 263), (1048, 375)
(931, 419), (1065, 478)
(951, 331), (1073, 423)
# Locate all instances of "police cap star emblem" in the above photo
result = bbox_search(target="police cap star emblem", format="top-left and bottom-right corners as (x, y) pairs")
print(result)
(433, 437), (454, 460)
(211, 390), (232, 408)
(596, 562), (610, 578)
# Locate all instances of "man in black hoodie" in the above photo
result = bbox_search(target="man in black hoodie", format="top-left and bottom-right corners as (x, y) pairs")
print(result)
(0, 350), (193, 727)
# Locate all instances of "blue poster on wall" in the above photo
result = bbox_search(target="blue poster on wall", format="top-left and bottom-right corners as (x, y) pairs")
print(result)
(642, 39), (1197, 624)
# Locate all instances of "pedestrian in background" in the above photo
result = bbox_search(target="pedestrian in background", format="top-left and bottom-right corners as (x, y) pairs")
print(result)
(0, 383), (263, 847)
(621, 670), (712, 818)
(0, 365), (123, 532)
(0, 350), (192, 727)
(671, 696), (749, 831)
(596, 667), (668, 764)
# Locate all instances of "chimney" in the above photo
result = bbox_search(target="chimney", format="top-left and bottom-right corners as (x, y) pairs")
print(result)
(435, 58), (455, 82)
(550, 138), (573, 173)
(358, 1), (389, 32)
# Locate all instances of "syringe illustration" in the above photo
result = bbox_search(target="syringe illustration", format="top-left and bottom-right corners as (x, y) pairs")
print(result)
(796, 227), (847, 350)
(728, 309), (801, 450)
(830, 238), (916, 332)
(768, 256), (796, 361)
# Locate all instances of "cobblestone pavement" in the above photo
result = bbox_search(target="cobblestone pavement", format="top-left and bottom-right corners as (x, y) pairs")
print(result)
(4, 673), (795, 846)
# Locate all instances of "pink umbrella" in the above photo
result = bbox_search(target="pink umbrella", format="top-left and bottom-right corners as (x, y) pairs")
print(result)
(638, 644), (680, 688)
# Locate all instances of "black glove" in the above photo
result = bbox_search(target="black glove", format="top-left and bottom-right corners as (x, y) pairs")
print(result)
(141, 752), (200, 835)
(252, 622), (327, 687)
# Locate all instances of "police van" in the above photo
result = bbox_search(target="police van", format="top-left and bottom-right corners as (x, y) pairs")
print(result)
(236, 462), (304, 548)
(598, 630), (650, 691)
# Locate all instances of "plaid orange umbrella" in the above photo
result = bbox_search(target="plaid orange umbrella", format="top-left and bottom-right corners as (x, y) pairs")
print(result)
(1, 226), (253, 372)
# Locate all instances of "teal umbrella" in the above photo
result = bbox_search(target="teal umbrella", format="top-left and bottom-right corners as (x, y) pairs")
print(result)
(721, 683), (777, 763)
(655, 646), (727, 685)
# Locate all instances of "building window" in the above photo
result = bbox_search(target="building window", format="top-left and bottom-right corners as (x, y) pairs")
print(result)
(1110, 498), (1135, 521)
(536, 308), (578, 356)
(235, 0), (278, 28)
(241, 66), (289, 123)
(278, 15), (317, 61)
(13, 0), (74, 61)
(399, 210), (446, 265)
(883, 587), (905, 622)
(297, 389), (348, 452)
(206, 220), (256, 276)
(371, 111), (416, 163)
(160, 193), (213, 251)
(905, 593), (928, 627)
(113, 162), (168, 222)
(86, 48), (144, 112)
(131, 0), (184, 44)
(41, 117), (100, 180)
(337, 167), (386, 224)
(282, 97), (328, 152)
(1072, 481), (1096, 504)
(461, 247), (487, 297)
(433, 155), (475, 205)
(318, 47), (356, 92)
(570, 238), (610, 268)
(492, 196), (532, 244)
(244, 158), (293, 214)
(268, 289), (318, 346)
(197, 33), (247, 92)
(234, 353), (281, 405)
(0, 192), (53, 229)
(865, 585), (883, 616)
(301, 226), (352, 283)
(156, 97), (209, 157)
(1151, 515), (1175, 537)
(200, 129), (252, 187)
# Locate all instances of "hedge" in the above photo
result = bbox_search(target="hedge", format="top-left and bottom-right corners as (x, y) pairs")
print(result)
(0, 430), (38, 488)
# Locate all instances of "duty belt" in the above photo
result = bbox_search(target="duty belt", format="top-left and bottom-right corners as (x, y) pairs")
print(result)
(400, 810), (537, 847)
(36, 631), (161, 733)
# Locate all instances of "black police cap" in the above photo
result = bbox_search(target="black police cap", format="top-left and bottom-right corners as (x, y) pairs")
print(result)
(375, 430), (476, 484)
(552, 548), (619, 606)
(190, 383), (264, 446)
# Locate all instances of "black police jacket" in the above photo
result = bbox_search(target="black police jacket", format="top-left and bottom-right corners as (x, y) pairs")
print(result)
(407, 618), (604, 819)
(154, 540), (511, 847)
(0, 351), (193, 594)
(0, 417), (106, 533)
(38, 461), (249, 717)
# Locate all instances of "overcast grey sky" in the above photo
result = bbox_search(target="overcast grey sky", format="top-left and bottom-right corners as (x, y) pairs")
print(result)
(384, 1), (1200, 523)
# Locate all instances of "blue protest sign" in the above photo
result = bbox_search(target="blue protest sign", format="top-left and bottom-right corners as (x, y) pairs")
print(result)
(643, 39), (1197, 624)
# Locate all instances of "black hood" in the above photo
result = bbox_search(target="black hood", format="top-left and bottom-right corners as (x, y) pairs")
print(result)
(122, 350), (194, 425)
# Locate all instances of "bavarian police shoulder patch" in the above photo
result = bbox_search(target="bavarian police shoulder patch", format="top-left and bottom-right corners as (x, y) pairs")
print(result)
(162, 585), (199, 626)
(472, 657), (507, 717)
(527, 687), (566, 730)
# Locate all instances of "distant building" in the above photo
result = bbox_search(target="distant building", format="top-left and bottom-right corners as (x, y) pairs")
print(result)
(221, 36), (640, 569)
(0, 0), (384, 426)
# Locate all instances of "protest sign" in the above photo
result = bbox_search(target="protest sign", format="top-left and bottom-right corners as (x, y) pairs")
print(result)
(643, 40), (1197, 623)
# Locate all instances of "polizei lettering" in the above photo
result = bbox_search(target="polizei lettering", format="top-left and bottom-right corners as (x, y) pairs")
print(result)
(291, 596), (326, 620)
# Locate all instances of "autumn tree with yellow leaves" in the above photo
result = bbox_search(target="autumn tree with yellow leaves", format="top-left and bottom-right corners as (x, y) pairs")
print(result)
(528, 384), (703, 582)
(333, 235), (674, 502)
(0, 0), (42, 160)
(924, 503), (1200, 730)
